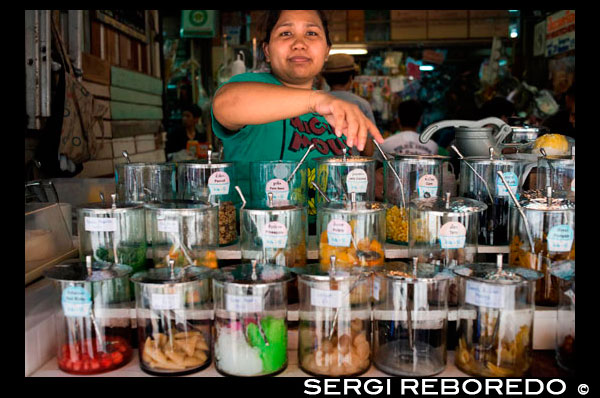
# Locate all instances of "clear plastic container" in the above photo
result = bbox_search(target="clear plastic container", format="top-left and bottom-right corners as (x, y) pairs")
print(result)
(317, 200), (386, 269)
(212, 263), (293, 376)
(44, 259), (133, 375)
(508, 190), (575, 306)
(550, 260), (575, 372)
(77, 200), (147, 281)
(454, 258), (542, 377)
(25, 203), (74, 273)
(384, 155), (448, 245)
(408, 195), (487, 306)
(296, 263), (372, 376)
(372, 261), (451, 376)
(177, 160), (239, 246)
(249, 160), (308, 207)
(314, 155), (375, 205)
(146, 200), (219, 270)
(536, 155), (575, 200)
(458, 157), (528, 245)
(131, 265), (213, 376)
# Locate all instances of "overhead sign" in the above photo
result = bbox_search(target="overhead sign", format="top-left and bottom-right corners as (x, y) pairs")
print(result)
(546, 10), (575, 57)
(533, 20), (546, 57)
(180, 10), (216, 38)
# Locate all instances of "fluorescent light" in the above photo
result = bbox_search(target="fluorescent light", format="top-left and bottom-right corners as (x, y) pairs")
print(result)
(330, 44), (368, 55)
(419, 65), (434, 71)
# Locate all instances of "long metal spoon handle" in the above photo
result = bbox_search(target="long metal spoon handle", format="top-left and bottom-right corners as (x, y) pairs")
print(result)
(287, 144), (315, 183)
(311, 181), (331, 203)
(451, 145), (495, 205)
(497, 171), (535, 253)
(122, 150), (131, 164)
(373, 138), (406, 209)
(235, 186), (247, 209)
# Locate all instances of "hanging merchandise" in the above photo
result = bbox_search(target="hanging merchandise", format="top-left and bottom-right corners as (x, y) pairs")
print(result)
(382, 51), (403, 75)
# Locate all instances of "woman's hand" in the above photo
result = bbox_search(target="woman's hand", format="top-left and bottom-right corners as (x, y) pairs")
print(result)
(309, 91), (384, 151)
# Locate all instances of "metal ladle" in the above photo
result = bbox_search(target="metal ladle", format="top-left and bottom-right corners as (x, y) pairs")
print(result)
(85, 255), (105, 349)
(497, 171), (535, 253)
(287, 143), (315, 184)
(451, 145), (495, 206)
(372, 138), (406, 209)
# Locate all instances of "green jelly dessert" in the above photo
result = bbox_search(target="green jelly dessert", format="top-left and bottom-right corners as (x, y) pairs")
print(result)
(246, 316), (287, 373)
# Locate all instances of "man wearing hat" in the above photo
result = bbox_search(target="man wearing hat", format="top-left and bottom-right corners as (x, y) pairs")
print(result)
(321, 53), (376, 156)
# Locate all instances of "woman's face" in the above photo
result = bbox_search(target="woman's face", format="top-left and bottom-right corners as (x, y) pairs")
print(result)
(263, 10), (330, 88)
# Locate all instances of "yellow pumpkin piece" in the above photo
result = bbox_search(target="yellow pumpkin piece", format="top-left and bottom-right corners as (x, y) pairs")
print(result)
(369, 239), (382, 252)
(183, 355), (203, 367)
(164, 350), (186, 365)
(487, 362), (516, 377)
(357, 238), (370, 251)
(175, 335), (198, 357)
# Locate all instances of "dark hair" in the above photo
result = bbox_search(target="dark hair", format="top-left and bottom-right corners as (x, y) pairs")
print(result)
(322, 70), (356, 88)
(479, 97), (515, 120)
(260, 10), (332, 60)
(397, 100), (423, 128)
(182, 104), (202, 119)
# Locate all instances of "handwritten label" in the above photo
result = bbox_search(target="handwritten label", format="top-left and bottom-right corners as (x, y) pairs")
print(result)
(151, 293), (183, 310)
(62, 286), (92, 317)
(496, 171), (519, 197)
(265, 178), (290, 201)
(547, 224), (574, 252)
(85, 217), (117, 232)
(262, 221), (289, 249)
(311, 288), (343, 308)
(327, 219), (352, 247)
(225, 294), (263, 313)
(465, 280), (506, 309)
(157, 219), (179, 234)
(346, 169), (368, 193)
(418, 174), (438, 198)
(439, 222), (466, 249)
(208, 171), (230, 195)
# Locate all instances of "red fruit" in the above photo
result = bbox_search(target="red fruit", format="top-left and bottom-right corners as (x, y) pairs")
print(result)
(90, 359), (101, 370)
(117, 344), (127, 353)
(83, 361), (90, 371)
(100, 358), (112, 369)
(62, 360), (73, 370)
(72, 361), (82, 372)
(111, 351), (124, 365)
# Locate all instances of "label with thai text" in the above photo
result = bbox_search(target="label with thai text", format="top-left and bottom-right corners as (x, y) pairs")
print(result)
(439, 221), (466, 249)
(327, 219), (352, 247)
(208, 171), (230, 195)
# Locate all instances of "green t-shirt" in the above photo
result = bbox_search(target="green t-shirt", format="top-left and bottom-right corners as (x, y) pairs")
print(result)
(211, 72), (349, 216)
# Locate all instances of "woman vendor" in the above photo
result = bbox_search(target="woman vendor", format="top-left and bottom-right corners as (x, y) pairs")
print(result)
(211, 10), (383, 217)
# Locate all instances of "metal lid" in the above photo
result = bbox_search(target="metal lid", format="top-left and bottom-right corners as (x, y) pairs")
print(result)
(44, 259), (132, 282)
(314, 155), (375, 165)
(145, 199), (213, 211)
(453, 263), (542, 285)
(130, 266), (212, 285)
(119, 162), (176, 171)
(177, 160), (234, 170)
(293, 263), (368, 282)
(242, 200), (305, 212)
(410, 195), (487, 215)
(250, 159), (298, 166)
(462, 156), (525, 166)
(375, 260), (453, 282)
(319, 200), (387, 214)
(392, 154), (450, 161)
(212, 263), (294, 285)
(519, 189), (575, 211)
(78, 201), (144, 214)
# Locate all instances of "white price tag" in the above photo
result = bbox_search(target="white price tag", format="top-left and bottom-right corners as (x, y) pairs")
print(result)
(346, 169), (368, 194)
(465, 280), (506, 309)
(310, 288), (343, 308)
(157, 219), (179, 234)
(85, 217), (117, 232)
(62, 286), (92, 317)
(547, 224), (574, 252)
(262, 221), (288, 249)
(265, 178), (290, 201)
(327, 219), (352, 247)
(418, 174), (438, 199)
(373, 279), (381, 301)
(496, 171), (519, 197)
(208, 171), (230, 195)
(439, 221), (466, 249)
(225, 294), (263, 313)
(151, 293), (182, 310)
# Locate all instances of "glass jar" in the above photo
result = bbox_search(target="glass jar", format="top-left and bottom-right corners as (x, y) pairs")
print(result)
(550, 260), (575, 372)
(454, 259), (542, 377)
(408, 195), (487, 306)
(314, 155), (375, 205)
(317, 200), (386, 269)
(372, 261), (451, 376)
(77, 200), (147, 287)
(212, 263), (293, 376)
(250, 160), (308, 207)
(536, 155), (575, 200)
(384, 154), (449, 245)
(508, 190), (575, 306)
(131, 265), (213, 376)
(146, 200), (219, 269)
(115, 162), (177, 204)
(44, 259), (133, 375)
(177, 160), (239, 246)
(458, 157), (528, 245)
(296, 264), (372, 376)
